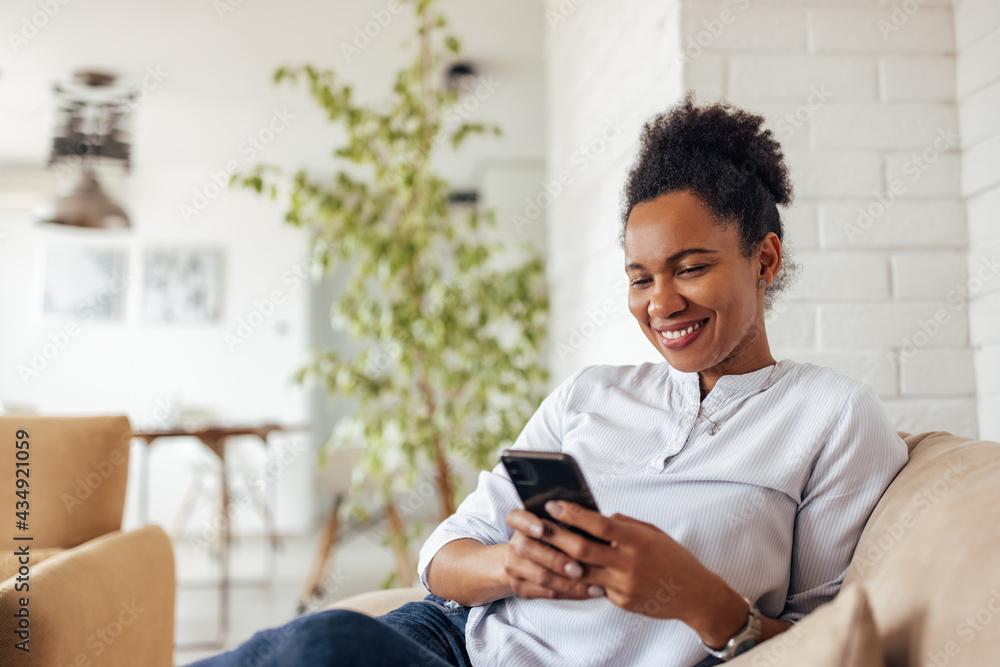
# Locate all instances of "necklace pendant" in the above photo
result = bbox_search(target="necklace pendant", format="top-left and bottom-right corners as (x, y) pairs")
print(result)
(708, 424), (718, 436)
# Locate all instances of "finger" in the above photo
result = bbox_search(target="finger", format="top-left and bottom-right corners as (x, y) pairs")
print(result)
(539, 519), (616, 566)
(545, 501), (621, 545)
(510, 530), (585, 580)
(510, 577), (594, 601)
(505, 558), (592, 597)
(506, 508), (544, 539)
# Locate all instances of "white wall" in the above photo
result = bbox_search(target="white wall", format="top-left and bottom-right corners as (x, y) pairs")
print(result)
(545, 0), (986, 438)
(955, 0), (1000, 441)
(0, 0), (546, 534)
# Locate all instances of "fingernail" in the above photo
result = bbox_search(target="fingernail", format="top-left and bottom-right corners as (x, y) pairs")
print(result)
(564, 562), (583, 578)
(545, 500), (563, 516)
(529, 523), (543, 538)
(588, 585), (605, 598)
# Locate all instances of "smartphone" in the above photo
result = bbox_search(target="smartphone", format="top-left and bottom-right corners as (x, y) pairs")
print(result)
(500, 450), (610, 545)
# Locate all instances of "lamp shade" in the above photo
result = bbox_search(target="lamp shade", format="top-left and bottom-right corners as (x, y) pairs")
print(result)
(36, 167), (130, 229)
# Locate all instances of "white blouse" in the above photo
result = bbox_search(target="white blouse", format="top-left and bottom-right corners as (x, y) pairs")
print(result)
(417, 359), (908, 667)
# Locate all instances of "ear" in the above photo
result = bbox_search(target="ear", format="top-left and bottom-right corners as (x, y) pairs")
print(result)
(756, 233), (782, 286)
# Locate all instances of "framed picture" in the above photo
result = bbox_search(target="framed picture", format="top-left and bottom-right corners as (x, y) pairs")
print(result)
(43, 245), (128, 320)
(143, 248), (222, 322)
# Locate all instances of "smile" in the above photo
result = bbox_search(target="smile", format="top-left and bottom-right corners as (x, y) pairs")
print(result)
(657, 318), (708, 348)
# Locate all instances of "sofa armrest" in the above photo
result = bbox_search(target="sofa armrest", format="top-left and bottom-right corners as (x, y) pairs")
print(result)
(0, 525), (175, 667)
(322, 586), (428, 617)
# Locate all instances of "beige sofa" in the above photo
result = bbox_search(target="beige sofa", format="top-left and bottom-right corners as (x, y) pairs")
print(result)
(329, 430), (1000, 667)
(0, 416), (175, 667)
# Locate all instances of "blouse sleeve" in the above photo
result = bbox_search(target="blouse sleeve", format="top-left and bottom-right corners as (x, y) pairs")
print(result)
(416, 368), (586, 590)
(779, 382), (908, 621)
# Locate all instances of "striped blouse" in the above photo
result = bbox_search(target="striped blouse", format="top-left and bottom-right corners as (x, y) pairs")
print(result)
(417, 359), (908, 667)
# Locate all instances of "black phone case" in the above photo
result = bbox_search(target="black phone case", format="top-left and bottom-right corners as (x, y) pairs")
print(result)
(501, 450), (610, 545)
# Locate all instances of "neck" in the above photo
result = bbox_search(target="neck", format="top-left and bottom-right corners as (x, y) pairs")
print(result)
(698, 352), (776, 400)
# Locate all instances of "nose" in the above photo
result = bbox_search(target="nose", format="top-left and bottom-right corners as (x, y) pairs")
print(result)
(648, 278), (686, 318)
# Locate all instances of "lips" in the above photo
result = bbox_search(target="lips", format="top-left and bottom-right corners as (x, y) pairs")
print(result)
(655, 318), (709, 349)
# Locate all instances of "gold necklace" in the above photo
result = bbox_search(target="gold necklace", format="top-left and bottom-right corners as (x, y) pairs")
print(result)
(698, 363), (778, 436)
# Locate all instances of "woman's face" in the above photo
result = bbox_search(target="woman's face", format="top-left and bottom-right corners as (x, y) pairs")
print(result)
(624, 190), (779, 379)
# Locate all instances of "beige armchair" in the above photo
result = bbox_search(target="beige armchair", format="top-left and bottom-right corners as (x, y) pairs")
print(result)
(0, 416), (175, 667)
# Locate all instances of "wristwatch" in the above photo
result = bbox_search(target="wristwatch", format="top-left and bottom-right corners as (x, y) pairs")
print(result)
(702, 597), (762, 661)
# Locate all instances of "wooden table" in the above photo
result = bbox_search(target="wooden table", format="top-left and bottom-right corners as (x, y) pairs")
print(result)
(132, 423), (307, 647)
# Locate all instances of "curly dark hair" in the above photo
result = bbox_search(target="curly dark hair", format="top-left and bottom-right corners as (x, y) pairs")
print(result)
(619, 92), (798, 309)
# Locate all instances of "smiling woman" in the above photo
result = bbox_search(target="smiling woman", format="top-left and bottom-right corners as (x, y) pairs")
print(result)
(186, 94), (908, 667)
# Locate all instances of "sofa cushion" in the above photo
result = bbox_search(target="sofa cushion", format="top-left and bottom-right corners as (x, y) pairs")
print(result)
(0, 548), (64, 583)
(0, 416), (131, 551)
(844, 430), (1000, 667)
(729, 584), (883, 667)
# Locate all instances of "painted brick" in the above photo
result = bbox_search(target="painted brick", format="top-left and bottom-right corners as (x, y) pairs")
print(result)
(970, 291), (1000, 345)
(962, 135), (1000, 197)
(975, 344), (1000, 396)
(809, 6), (954, 54)
(900, 349), (977, 396)
(729, 102), (814, 150)
(880, 55), (956, 101)
(792, 351), (898, 397)
(681, 3), (807, 52)
(885, 152), (961, 199)
(956, 26), (1000, 99)
(728, 55), (877, 101)
(814, 103), (958, 150)
(968, 186), (1000, 245)
(891, 251), (968, 300)
(684, 55), (726, 101)
(968, 242), (1000, 296)
(979, 395), (1000, 443)
(785, 151), (883, 199)
(881, 398), (979, 437)
(958, 79), (1000, 149)
(765, 304), (817, 351)
(795, 252), (890, 300)
(819, 201), (967, 249)
(783, 204), (819, 250)
(819, 303), (968, 348)
(954, 0), (1000, 51)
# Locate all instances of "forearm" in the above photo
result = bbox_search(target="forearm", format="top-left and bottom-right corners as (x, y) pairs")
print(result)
(425, 538), (513, 607)
(687, 572), (792, 649)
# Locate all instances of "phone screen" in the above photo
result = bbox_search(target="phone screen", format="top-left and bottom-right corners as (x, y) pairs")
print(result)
(501, 450), (610, 545)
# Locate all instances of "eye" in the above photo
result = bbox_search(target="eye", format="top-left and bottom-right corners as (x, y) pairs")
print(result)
(629, 277), (650, 287)
(678, 265), (707, 276)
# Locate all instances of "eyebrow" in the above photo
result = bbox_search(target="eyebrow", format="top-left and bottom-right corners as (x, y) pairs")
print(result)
(625, 248), (719, 271)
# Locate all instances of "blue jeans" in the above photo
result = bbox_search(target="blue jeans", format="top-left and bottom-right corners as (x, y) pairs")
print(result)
(187, 594), (472, 667)
(186, 593), (726, 666)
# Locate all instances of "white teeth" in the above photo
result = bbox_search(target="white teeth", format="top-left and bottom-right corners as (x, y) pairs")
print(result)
(662, 320), (703, 341)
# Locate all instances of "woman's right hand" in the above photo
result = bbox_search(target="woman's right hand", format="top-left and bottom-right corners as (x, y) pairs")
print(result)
(504, 509), (605, 601)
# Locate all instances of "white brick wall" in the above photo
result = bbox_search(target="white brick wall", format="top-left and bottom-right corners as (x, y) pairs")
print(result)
(956, 0), (1000, 441)
(545, 0), (991, 439)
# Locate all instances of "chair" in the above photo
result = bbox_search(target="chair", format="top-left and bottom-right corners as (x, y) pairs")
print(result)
(0, 415), (175, 667)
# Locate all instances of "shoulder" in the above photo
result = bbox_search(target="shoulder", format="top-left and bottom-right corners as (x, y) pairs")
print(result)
(775, 359), (874, 409)
(548, 362), (672, 409)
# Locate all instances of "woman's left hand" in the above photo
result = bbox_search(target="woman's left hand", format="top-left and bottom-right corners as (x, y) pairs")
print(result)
(542, 500), (747, 640)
